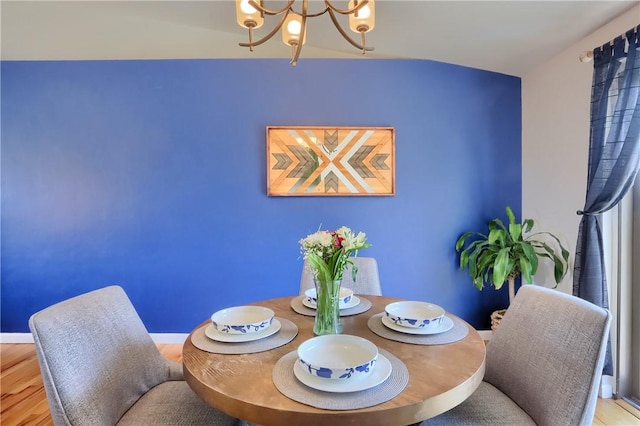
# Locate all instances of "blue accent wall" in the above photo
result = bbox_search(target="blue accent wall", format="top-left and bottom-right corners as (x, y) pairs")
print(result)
(1, 59), (521, 333)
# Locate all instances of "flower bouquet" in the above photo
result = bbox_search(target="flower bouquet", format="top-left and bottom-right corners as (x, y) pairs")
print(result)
(299, 226), (371, 335)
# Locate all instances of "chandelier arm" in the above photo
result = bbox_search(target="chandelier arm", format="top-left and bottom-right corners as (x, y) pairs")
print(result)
(327, 9), (374, 51)
(303, 7), (330, 18)
(239, 10), (290, 48)
(248, 0), (294, 16)
(324, 0), (369, 15)
(291, 0), (307, 66)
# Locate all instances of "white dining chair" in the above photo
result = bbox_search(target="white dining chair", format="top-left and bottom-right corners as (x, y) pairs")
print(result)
(299, 256), (382, 296)
(421, 285), (611, 426)
(29, 285), (241, 426)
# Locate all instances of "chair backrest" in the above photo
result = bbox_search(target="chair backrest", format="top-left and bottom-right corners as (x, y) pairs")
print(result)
(29, 285), (173, 426)
(299, 256), (382, 296)
(485, 285), (611, 426)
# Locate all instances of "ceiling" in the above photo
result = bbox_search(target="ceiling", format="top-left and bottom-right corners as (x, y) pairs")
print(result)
(1, 1), (638, 76)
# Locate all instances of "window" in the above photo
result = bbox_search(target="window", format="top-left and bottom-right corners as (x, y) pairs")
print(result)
(605, 172), (640, 407)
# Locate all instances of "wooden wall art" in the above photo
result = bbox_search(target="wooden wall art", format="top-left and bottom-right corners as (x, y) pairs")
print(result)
(266, 126), (395, 196)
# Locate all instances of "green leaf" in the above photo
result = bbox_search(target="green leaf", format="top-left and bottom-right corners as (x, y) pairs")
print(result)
(468, 248), (480, 278)
(540, 232), (570, 263)
(519, 257), (533, 284)
(552, 254), (566, 284)
(306, 253), (332, 283)
(523, 218), (534, 233)
(473, 277), (484, 291)
(482, 268), (491, 284)
(456, 232), (473, 251)
(459, 249), (469, 270)
(477, 253), (496, 273)
(509, 223), (522, 242)
(488, 229), (506, 246)
(538, 241), (569, 285)
(520, 242), (539, 274)
(493, 218), (508, 232)
(506, 206), (516, 225)
(351, 263), (359, 282)
(492, 247), (511, 288)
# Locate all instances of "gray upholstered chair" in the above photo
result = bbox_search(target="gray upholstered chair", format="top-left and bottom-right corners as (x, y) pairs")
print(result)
(299, 256), (382, 296)
(422, 285), (611, 426)
(29, 285), (241, 426)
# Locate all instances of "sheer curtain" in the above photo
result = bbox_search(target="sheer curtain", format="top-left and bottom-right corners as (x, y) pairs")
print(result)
(574, 25), (640, 375)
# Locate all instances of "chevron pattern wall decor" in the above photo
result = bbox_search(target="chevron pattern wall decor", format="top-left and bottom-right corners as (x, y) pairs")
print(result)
(267, 126), (395, 196)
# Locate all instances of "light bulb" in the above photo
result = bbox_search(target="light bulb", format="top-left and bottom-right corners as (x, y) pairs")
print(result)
(287, 20), (301, 35)
(282, 13), (305, 47)
(239, 0), (256, 14)
(358, 5), (370, 19)
(236, 0), (263, 29)
(348, 0), (375, 33)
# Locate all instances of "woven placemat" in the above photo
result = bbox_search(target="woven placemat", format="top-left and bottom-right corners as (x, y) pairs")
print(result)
(191, 317), (298, 354)
(290, 295), (372, 317)
(272, 348), (408, 410)
(367, 313), (469, 345)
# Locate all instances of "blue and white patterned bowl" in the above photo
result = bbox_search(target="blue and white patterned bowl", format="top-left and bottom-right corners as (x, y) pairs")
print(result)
(385, 301), (445, 329)
(297, 334), (378, 380)
(304, 287), (354, 307)
(211, 306), (274, 335)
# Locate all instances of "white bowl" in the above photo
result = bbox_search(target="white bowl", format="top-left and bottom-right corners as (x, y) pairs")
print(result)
(304, 287), (354, 307)
(297, 334), (378, 380)
(385, 301), (445, 329)
(211, 306), (274, 335)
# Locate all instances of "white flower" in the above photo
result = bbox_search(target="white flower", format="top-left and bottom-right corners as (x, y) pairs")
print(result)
(300, 231), (332, 249)
(299, 230), (334, 259)
(299, 226), (370, 279)
(341, 234), (355, 251)
(354, 232), (367, 247)
(335, 226), (352, 239)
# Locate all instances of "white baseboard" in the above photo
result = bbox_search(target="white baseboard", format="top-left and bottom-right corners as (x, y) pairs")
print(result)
(0, 333), (34, 343)
(149, 333), (188, 344)
(1, 332), (188, 344)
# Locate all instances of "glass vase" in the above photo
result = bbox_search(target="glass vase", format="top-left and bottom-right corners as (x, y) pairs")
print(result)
(313, 276), (343, 335)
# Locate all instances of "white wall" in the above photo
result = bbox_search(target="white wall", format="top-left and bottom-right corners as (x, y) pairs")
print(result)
(522, 6), (640, 293)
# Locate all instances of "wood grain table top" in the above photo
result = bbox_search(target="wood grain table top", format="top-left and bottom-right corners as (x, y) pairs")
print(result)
(183, 295), (486, 426)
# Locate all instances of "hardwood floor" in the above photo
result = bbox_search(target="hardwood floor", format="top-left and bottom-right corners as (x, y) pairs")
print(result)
(2, 343), (639, 426)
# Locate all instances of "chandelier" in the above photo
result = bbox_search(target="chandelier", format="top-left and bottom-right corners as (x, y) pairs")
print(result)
(235, 0), (375, 66)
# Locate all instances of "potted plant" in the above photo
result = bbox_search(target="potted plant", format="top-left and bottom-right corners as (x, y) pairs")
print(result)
(455, 206), (570, 328)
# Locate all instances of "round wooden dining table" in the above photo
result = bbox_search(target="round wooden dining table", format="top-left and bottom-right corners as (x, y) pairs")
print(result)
(183, 295), (486, 426)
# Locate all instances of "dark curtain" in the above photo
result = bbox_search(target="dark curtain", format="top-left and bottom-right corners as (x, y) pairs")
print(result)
(574, 25), (640, 375)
